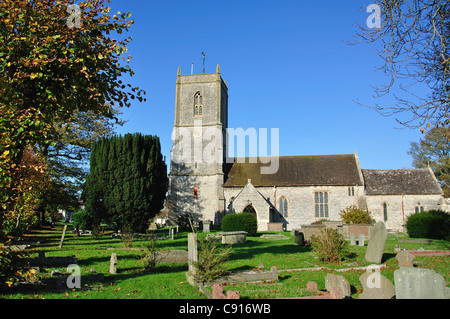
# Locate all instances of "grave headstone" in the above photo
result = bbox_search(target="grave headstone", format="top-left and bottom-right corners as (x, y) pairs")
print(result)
(358, 234), (365, 246)
(364, 222), (387, 263)
(109, 253), (117, 274)
(395, 250), (415, 268)
(359, 266), (395, 299)
(203, 220), (211, 233)
(394, 267), (448, 299)
(325, 273), (351, 297)
(350, 233), (356, 245)
(306, 281), (318, 293)
(294, 231), (304, 246)
(58, 225), (67, 249)
(330, 287), (344, 299)
(188, 233), (198, 275)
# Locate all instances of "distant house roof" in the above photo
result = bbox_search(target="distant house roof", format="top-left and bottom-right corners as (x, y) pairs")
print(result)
(362, 168), (443, 195)
(224, 154), (363, 187)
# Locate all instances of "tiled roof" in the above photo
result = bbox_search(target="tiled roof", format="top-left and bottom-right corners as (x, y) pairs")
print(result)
(224, 154), (363, 187)
(362, 168), (443, 195)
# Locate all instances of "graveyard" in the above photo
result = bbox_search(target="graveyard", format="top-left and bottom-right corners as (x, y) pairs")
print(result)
(1, 222), (449, 299)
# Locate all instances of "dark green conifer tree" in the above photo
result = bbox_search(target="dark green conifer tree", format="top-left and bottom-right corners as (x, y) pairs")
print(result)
(84, 133), (168, 233)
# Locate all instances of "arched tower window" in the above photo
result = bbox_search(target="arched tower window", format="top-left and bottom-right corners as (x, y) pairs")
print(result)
(194, 92), (203, 116)
(279, 196), (288, 218)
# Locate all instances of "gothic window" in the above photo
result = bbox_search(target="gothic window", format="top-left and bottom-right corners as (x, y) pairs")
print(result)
(243, 204), (257, 218)
(279, 196), (288, 218)
(415, 205), (424, 213)
(383, 202), (388, 222)
(314, 192), (329, 218)
(194, 92), (203, 116)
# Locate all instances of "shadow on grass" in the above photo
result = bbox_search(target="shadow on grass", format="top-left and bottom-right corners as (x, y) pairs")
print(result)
(228, 239), (313, 263)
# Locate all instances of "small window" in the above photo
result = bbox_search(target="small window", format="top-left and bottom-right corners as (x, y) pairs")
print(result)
(415, 206), (424, 213)
(279, 197), (288, 218)
(194, 92), (203, 116)
(383, 202), (388, 222)
(348, 186), (355, 196)
(314, 192), (329, 218)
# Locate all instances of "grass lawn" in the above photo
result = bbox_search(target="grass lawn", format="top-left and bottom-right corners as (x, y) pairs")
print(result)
(1, 223), (449, 299)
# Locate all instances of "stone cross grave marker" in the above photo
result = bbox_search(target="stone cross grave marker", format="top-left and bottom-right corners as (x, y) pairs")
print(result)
(364, 222), (387, 263)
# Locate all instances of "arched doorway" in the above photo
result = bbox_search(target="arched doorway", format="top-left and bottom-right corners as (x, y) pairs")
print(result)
(243, 204), (257, 219)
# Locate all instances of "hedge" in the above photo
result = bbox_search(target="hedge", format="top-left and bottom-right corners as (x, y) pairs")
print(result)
(221, 213), (258, 236)
(405, 210), (450, 240)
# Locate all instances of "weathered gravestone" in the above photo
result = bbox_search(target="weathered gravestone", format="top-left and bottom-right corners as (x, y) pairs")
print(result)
(58, 225), (68, 249)
(394, 267), (449, 299)
(350, 233), (356, 245)
(395, 250), (415, 268)
(109, 253), (117, 274)
(188, 233), (198, 275)
(358, 234), (365, 247)
(359, 266), (395, 299)
(203, 220), (211, 233)
(294, 230), (304, 246)
(325, 273), (351, 297)
(364, 222), (387, 263)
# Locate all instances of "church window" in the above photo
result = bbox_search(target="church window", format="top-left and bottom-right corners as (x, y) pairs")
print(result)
(348, 187), (355, 196)
(243, 204), (257, 218)
(415, 205), (424, 213)
(383, 202), (388, 222)
(314, 192), (329, 218)
(194, 92), (203, 116)
(279, 197), (288, 218)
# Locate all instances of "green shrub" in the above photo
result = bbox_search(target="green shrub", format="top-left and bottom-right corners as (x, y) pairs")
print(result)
(406, 210), (450, 240)
(193, 238), (232, 283)
(310, 227), (349, 264)
(339, 205), (375, 224)
(221, 213), (258, 236)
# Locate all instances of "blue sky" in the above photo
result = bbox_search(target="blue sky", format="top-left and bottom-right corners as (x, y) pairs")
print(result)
(108, 0), (426, 170)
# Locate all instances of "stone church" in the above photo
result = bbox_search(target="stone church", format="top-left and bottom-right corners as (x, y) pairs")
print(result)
(166, 66), (448, 232)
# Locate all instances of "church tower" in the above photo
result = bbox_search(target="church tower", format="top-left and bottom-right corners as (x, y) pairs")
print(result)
(167, 64), (228, 225)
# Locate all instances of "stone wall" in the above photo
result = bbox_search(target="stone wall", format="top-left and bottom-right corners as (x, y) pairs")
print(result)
(365, 194), (443, 232)
(225, 185), (363, 231)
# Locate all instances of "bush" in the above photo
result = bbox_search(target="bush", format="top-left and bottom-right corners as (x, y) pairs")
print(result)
(138, 234), (162, 271)
(221, 213), (258, 236)
(310, 227), (349, 264)
(406, 210), (450, 240)
(0, 245), (28, 289)
(339, 205), (375, 224)
(193, 237), (232, 283)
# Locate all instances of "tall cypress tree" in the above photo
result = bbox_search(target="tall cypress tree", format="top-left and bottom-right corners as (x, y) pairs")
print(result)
(84, 133), (168, 233)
